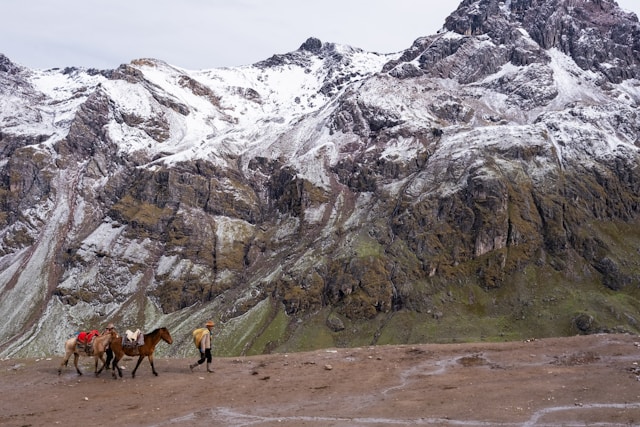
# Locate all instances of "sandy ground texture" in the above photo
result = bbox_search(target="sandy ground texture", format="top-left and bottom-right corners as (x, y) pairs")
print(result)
(2, 333), (640, 426)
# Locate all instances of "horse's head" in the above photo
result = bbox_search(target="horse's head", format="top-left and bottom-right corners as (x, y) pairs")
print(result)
(160, 327), (173, 345)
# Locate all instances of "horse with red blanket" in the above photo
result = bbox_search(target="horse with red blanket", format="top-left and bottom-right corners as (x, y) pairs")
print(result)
(58, 329), (117, 376)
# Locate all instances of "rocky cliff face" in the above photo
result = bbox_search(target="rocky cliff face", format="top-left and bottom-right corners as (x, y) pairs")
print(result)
(2, 0), (640, 358)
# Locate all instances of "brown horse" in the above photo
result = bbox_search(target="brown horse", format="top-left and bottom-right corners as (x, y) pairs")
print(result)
(109, 327), (172, 379)
(58, 330), (117, 376)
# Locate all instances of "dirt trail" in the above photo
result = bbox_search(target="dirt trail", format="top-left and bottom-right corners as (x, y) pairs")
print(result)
(1, 333), (640, 426)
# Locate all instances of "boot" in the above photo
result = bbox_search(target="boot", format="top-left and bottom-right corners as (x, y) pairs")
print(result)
(189, 363), (197, 372)
(206, 362), (213, 373)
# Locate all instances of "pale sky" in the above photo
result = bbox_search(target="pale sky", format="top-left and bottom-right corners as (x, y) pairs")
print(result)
(1, 0), (639, 71)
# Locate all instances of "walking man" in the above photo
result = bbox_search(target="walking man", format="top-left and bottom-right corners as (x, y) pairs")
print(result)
(190, 320), (214, 373)
(102, 322), (117, 368)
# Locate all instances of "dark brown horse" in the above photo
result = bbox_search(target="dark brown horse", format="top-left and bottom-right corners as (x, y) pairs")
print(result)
(109, 327), (172, 379)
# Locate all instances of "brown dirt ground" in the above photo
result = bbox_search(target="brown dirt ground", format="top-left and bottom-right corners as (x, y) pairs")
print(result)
(2, 333), (640, 426)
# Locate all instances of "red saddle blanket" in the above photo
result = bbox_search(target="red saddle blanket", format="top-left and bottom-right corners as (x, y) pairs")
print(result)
(77, 330), (100, 345)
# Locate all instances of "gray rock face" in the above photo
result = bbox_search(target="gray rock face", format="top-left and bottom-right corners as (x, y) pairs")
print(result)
(385, 0), (640, 84)
(440, 0), (640, 83)
(1, 0), (640, 358)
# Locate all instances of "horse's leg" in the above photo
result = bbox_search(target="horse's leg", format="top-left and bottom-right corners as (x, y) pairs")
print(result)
(95, 353), (106, 376)
(111, 354), (118, 379)
(111, 352), (123, 379)
(131, 355), (144, 378)
(148, 354), (158, 376)
(58, 351), (70, 375)
(73, 352), (82, 376)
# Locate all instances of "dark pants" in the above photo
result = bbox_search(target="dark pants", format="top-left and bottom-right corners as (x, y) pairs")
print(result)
(196, 348), (212, 364)
(105, 347), (114, 368)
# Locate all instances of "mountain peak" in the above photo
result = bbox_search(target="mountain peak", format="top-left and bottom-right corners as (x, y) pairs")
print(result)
(512, 0), (640, 82)
(3, 1), (640, 359)
(299, 37), (323, 52)
(387, 0), (640, 83)
(0, 53), (22, 75)
(254, 36), (377, 73)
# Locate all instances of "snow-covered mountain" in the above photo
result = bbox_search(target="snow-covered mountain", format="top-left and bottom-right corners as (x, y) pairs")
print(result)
(2, 0), (640, 358)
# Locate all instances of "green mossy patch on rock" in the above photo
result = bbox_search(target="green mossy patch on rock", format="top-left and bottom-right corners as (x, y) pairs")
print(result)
(111, 194), (175, 235)
(196, 298), (291, 358)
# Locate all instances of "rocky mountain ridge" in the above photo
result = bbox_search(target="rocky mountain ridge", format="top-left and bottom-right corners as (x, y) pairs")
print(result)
(1, 0), (640, 358)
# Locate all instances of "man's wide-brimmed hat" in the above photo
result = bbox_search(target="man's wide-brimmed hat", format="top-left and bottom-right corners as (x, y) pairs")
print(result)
(107, 323), (115, 329)
(205, 320), (214, 327)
